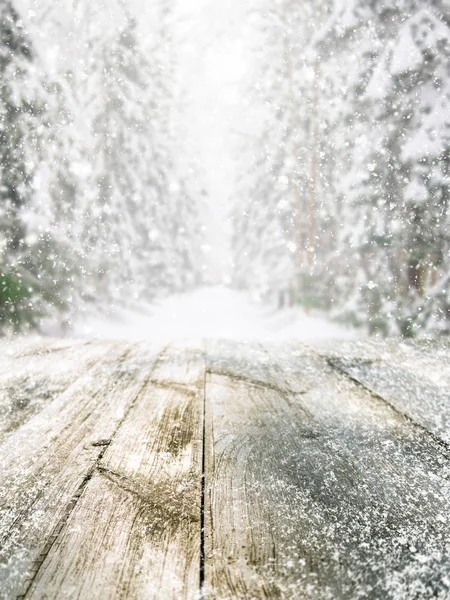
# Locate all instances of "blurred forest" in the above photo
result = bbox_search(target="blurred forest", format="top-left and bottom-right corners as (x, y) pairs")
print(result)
(1, 0), (450, 337)
(0, 0), (205, 332)
(233, 0), (450, 337)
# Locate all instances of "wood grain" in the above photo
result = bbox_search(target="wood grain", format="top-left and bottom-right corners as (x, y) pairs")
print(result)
(0, 341), (165, 599)
(321, 340), (450, 446)
(0, 340), (114, 443)
(203, 340), (450, 599)
(25, 344), (205, 600)
(1, 338), (450, 600)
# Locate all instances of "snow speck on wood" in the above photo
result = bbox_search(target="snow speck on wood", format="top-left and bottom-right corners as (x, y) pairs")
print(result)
(0, 338), (449, 599)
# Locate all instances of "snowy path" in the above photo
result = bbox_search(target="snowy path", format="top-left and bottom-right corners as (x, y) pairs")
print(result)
(74, 286), (357, 341)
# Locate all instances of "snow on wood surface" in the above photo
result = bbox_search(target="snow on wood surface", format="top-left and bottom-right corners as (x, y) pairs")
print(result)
(25, 344), (204, 600)
(316, 339), (450, 446)
(0, 338), (449, 599)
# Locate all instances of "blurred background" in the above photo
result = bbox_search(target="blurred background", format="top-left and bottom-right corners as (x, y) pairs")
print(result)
(1, 0), (449, 339)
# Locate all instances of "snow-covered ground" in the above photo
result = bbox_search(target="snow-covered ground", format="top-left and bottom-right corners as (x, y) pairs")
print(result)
(73, 286), (359, 341)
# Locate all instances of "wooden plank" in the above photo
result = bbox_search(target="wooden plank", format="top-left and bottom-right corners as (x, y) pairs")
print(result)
(317, 339), (450, 445)
(314, 338), (450, 389)
(25, 344), (205, 600)
(204, 340), (450, 599)
(0, 340), (115, 443)
(0, 338), (88, 364)
(0, 341), (165, 599)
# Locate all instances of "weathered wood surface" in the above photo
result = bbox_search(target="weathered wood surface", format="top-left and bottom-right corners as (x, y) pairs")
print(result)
(0, 340), (111, 443)
(0, 341), (166, 599)
(0, 337), (449, 600)
(26, 345), (204, 600)
(315, 339), (450, 446)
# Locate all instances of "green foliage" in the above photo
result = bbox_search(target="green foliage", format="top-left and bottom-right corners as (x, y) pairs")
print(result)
(0, 1), (34, 216)
(0, 232), (79, 333)
(0, 271), (43, 331)
(295, 270), (332, 311)
(0, 1), (78, 333)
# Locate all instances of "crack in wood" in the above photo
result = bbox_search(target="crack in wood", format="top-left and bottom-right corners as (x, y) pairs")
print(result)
(16, 461), (99, 600)
(326, 357), (450, 462)
(97, 465), (200, 532)
(256, 344), (316, 419)
(91, 439), (112, 447)
(200, 354), (207, 598)
(147, 379), (199, 397)
(7, 340), (450, 599)
(205, 368), (307, 398)
(17, 345), (169, 600)
(0, 350), (131, 553)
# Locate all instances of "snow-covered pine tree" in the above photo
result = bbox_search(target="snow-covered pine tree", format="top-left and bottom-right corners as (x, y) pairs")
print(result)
(397, 7), (450, 334)
(232, 0), (331, 308)
(0, 0), (32, 255)
(235, 0), (450, 336)
(325, 1), (450, 335)
(83, 16), (172, 302)
(0, 0), (72, 331)
(0, 0), (207, 330)
(147, 0), (206, 295)
(36, 0), (205, 310)
(232, 2), (294, 306)
(0, 0), (34, 330)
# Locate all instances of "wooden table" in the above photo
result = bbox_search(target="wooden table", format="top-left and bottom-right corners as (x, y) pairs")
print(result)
(0, 338), (449, 599)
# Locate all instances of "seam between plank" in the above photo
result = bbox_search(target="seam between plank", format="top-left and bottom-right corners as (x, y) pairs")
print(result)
(325, 356), (450, 462)
(200, 351), (207, 598)
(17, 344), (169, 600)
